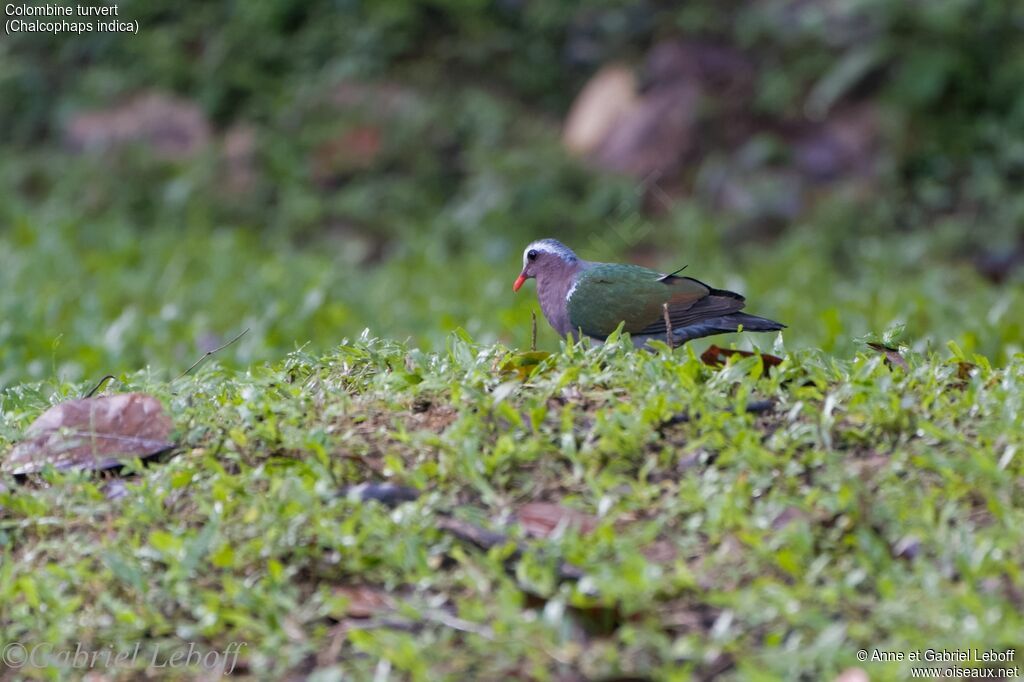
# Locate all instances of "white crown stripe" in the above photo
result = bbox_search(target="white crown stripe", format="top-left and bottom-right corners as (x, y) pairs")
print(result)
(522, 239), (578, 268)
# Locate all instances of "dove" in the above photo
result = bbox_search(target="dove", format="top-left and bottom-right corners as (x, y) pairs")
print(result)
(513, 239), (784, 347)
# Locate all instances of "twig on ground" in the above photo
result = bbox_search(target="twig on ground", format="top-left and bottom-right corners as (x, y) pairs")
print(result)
(531, 310), (538, 351)
(175, 328), (249, 381)
(422, 609), (495, 640)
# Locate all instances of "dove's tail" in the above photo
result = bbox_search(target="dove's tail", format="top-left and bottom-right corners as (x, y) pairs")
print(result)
(672, 312), (785, 343)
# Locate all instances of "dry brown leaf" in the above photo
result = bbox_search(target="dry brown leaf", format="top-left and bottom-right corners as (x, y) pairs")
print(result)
(4, 393), (174, 476)
(701, 345), (784, 371)
(516, 502), (598, 538)
(334, 585), (394, 618)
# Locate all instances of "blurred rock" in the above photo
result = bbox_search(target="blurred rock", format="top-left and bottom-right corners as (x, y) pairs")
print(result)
(565, 39), (883, 229)
(593, 81), (700, 179)
(642, 40), (754, 100)
(562, 64), (639, 157)
(793, 105), (880, 183)
(565, 41), (754, 186)
(64, 92), (211, 159)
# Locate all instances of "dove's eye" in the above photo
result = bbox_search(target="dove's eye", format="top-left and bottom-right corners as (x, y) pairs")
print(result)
(527, 250), (538, 261)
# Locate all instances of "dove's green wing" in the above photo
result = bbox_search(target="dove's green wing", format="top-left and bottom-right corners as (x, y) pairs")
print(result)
(566, 263), (746, 338)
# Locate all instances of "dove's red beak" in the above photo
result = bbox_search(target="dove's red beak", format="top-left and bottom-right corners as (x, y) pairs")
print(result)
(512, 273), (528, 293)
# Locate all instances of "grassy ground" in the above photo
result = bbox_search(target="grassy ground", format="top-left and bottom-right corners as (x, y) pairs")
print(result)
(2, 148), (1023, 680)
(3, 3), (1024, 677)
(1, 333), (1021, 680)
(2, 177), (1021, 388)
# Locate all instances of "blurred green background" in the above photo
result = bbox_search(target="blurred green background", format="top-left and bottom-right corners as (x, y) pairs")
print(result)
(2, 0), (1023, 385)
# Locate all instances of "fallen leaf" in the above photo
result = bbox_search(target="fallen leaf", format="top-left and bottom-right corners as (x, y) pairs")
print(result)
(3, 393), (174, 476)
(701, 345), (784, 371)
(334, 585), (394, 618)
(516, 502), (598, 538)
(866, 342), (908, 370)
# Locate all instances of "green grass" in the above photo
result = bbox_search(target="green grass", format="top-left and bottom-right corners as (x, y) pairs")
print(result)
(4, 1), (1024, 677)
(2, 132), (1022, 681)
(1, 334), (1021, 680)
(2, 180), (1021, 389)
